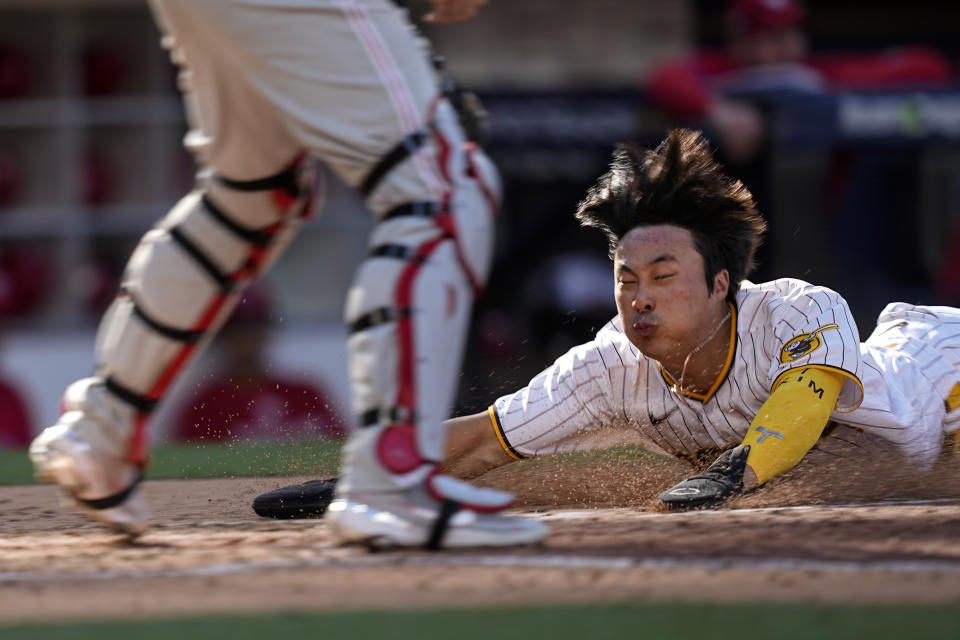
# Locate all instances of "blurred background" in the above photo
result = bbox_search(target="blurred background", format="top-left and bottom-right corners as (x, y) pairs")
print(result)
(1, 0), (959, 451)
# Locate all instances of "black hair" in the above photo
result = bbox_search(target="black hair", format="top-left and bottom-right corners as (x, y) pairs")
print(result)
(575, 128), (766, 300)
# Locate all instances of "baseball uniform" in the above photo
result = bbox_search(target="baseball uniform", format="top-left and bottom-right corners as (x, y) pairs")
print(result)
(492, 278), (960, 470)
(31, 0), (502, 524)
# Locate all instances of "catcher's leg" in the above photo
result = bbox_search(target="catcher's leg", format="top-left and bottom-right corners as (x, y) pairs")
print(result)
(29, 0), (321, 534)
(328, 100), (546, 548)
(145, 0), (544, 547)
(29, 158), (317, 534)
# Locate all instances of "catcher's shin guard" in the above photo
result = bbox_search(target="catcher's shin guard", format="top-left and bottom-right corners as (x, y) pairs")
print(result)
(76, 154), (317, 467)
(338, 97), (500, 495)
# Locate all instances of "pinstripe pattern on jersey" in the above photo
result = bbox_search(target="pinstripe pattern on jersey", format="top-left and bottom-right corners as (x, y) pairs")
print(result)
(491, 279), (960, 470)
(488, 405), (523, 460)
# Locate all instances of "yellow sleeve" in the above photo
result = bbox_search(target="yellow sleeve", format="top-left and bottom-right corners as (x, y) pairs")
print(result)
(741, 367), (845, 485)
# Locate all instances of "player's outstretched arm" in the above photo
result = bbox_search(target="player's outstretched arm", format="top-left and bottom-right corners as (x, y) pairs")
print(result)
(444, 409), (518, 478)
(659, 367), (845, 509)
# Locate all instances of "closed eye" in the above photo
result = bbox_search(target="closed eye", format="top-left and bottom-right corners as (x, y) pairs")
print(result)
(654, 274), (676, 281)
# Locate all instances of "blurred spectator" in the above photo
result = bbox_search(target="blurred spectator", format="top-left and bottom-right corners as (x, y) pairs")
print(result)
(645, 0), (953, 165)
(173, 288), (347, 443)
(644, 0), (955, 317)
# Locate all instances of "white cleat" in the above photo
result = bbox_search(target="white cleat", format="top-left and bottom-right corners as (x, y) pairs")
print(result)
(30, 420), (149, 536)
(326, 477), (548, 550)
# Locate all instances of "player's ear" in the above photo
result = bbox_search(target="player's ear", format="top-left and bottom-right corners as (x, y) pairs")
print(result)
(711, 269), (730, 299)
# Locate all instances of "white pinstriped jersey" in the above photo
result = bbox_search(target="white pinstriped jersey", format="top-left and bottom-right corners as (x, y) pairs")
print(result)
(493, 278), (960, 470)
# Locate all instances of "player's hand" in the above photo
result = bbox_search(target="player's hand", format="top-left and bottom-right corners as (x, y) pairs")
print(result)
(658, 444), (750, 509)
(424, 0), (488, 24)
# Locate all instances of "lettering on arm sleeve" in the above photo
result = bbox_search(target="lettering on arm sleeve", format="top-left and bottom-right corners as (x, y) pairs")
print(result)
(742, 367), (845, 485)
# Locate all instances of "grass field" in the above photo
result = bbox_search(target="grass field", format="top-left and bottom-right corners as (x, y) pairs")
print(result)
(0, 439), (344, 486)
(2, 602), (959, 639)
(0, 441), (666, 486)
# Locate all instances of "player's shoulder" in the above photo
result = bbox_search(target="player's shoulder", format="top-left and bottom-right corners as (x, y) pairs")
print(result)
(737, 277), (846, 310)
(595, 314), (630, 346)
(529, 318), (639, 391)
(735, 278), (853, 333)
(588, 315), (644, 361)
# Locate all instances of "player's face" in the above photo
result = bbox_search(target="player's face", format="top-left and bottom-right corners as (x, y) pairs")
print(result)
(614, 225), (728, 366)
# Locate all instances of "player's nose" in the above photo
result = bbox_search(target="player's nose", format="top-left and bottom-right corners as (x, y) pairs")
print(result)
(631, 289), (655, 313)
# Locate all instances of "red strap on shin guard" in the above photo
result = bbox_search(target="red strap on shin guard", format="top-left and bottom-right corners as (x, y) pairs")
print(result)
(376, 424), (424, 474)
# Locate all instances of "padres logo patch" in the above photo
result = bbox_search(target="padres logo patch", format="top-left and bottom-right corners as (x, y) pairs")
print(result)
(779, 324), (839, 364)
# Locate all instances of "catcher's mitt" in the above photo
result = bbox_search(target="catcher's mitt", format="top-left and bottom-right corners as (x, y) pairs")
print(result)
(252, 477), (338, 519)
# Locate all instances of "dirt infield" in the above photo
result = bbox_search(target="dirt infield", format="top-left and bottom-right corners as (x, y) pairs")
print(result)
(5, 443), (960, 623)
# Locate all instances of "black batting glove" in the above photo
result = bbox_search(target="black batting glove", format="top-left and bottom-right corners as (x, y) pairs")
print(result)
(658, 444), (750, 510)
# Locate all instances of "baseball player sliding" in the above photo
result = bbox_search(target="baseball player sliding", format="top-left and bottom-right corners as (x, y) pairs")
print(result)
(256, 128), (960, 517)
(29, 0), (547, 549)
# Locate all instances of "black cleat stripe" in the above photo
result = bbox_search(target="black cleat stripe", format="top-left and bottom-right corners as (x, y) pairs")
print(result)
(426, 499), (461, 551)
